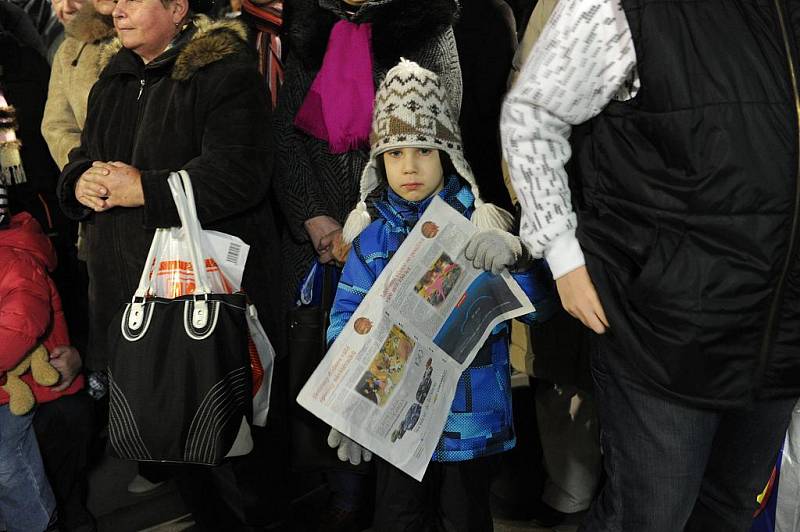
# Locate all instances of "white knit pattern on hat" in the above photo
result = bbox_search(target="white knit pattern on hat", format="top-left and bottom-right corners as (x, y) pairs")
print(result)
(343, 59), (512, 244)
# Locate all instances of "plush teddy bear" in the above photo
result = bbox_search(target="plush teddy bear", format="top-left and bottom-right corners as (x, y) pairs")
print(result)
(2, 345), (60, 415)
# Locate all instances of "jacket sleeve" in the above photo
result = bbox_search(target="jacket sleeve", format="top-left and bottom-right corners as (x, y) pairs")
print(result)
(43, 277), (70, 351)
(0, 256), (52, 372)
(500, 0), (636, 279)
(140, 61), (274, 228)
(272, 59), (331, 242)
(510, 258), (560, 325)
(57, 82), (97, 222)
(326, 239), (377, 346)
(41, 45), (82, 171)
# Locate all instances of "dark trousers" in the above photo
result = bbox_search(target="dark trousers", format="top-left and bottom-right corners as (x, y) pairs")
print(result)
(581, 335), (796, 532)
(373, 456), (494, 532)
(33, 392), (95, 532)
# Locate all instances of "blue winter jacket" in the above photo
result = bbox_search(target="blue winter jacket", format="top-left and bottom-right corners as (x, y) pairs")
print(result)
(327, 175), (558, 461)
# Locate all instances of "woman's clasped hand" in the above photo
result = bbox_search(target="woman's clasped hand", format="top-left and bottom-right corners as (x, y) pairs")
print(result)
(74, 161), (144, 211)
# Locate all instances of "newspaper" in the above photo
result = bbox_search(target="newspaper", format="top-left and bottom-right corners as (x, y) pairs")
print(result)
(297, 197), (534, 481)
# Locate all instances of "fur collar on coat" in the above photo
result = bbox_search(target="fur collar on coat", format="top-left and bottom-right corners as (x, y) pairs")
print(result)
(98, 15), (249, 81)
(65, 2), (115, 44)
(285, 0), (460, 70)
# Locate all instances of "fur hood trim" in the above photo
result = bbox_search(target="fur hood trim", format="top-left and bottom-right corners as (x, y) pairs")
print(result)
(172, 16), (248, 80)
(286, 0), (459, 70)
(98, 15), (248, 80)
(66, 2), (115, 44)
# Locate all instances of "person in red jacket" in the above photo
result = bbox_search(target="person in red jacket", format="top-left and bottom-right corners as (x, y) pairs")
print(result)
(0, 202), (85, 532)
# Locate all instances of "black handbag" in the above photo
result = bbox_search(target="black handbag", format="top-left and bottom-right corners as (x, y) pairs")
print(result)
(107, 171), (252, 465)
(288, 265), (368, 472)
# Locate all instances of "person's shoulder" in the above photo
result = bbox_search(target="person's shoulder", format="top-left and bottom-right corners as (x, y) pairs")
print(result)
(172, 16), (254, 82)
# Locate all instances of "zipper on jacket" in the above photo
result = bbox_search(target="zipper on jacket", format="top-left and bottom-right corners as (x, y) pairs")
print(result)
(756, 0), (800, 394)
(134, 75), (148, 137)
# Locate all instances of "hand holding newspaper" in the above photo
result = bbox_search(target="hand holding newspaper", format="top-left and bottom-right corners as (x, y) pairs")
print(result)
(297, 197), (534, 480)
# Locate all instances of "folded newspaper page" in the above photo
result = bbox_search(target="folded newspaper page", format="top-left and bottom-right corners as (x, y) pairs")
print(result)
(297, 197), (534, 481)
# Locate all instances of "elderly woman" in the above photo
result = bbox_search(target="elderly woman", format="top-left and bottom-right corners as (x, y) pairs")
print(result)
(56, 0), (286, 528)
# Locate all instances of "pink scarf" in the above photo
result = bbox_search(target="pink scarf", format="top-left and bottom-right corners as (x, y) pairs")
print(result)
(294, 20), (374, 154)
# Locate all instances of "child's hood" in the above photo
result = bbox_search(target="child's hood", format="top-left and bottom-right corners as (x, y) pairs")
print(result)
(0, 212), (56, 272)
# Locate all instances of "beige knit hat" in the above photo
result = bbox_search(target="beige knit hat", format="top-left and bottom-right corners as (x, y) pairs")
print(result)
(342, 59), (513, 244)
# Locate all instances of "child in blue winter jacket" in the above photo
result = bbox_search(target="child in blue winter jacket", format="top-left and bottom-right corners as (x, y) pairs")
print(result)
(325, 59), (558, 531)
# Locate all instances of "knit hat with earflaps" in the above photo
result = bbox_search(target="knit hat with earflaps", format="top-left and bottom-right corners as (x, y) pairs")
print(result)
(342, 58), (513, 244)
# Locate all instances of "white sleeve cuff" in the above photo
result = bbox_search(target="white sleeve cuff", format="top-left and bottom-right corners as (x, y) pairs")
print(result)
(545, 230), (585, 279)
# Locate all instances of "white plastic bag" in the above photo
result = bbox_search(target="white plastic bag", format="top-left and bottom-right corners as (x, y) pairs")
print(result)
(247, 304), (275, 427)
(150, 182), (250, 298)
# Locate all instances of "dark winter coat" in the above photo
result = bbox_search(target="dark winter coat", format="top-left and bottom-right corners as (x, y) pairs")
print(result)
(453, 0), (516, 212)
(274, 0), (462, 308)
(57, 16), (283, 370)
(0, 212), (84, 406)
(569, 0), (800, 407)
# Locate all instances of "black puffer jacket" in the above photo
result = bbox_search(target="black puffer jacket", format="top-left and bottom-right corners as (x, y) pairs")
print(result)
(570, 0), (800, 407)
(274, 0), (461, 308)
(57, 16), (282, 370)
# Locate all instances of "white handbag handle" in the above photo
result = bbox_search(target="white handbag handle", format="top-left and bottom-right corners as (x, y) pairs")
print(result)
(132, 228), (164, 300)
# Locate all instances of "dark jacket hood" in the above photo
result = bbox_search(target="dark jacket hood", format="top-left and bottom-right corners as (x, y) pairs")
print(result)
(285, 0), (459, 70)
(98, 15), (249, 81)
(66, 2), (114, 44)
(0, 212), (56, 271)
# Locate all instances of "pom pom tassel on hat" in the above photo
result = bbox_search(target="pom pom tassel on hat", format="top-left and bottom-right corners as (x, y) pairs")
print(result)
(0, 90), (26, 186)
(471, 197), (514, 233)
(343, 200), (373, 243)
(342, 58), (513, 244)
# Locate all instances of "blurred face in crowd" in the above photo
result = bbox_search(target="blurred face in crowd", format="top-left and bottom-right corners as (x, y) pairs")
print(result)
(383, 148), (445, 202)
(52, 0), (85, 24)
(112, 0), (188, 63)
(93, 0), (115, 16)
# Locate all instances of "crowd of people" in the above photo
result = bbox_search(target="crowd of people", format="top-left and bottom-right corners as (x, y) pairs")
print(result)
(0, 0), (798, 531)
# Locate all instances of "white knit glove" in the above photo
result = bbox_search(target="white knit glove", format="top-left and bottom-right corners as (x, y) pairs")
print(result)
(327, 428), (372, 465)
(464, 228), (530, 275)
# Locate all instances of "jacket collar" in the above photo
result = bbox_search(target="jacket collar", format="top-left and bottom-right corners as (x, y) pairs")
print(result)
(65, 2), (115, 44)
(374, 174), (473, 232)
(98, 15), (248, 80)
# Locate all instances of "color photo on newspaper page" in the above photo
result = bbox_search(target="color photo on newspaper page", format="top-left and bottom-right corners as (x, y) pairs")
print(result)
(297, 197), (534, 481)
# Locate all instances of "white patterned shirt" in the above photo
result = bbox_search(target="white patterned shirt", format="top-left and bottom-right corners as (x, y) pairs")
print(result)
(501, 0), (637, 279)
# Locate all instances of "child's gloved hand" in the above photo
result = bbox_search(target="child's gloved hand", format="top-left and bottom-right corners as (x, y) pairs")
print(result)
(327, 428), (372, 465)
(465, 228), (529, 275)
